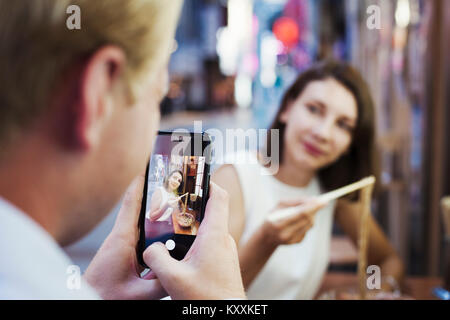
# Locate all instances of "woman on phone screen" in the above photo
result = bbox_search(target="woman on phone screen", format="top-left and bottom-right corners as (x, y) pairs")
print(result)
(146, 170), (184, 223)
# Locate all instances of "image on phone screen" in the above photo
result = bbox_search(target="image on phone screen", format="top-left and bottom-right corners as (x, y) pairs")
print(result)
(138, 131), (210, 263)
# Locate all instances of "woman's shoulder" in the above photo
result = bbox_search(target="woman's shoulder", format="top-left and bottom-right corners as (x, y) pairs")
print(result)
(155, 186), (165, 194)
(222, 150), (263, 178)
(215, 152), (264, 193)
(154, 186), (169, 199)
(212, 164), (242, 193)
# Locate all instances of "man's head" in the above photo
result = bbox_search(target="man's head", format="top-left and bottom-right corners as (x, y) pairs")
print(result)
(0, 0), (183, 245)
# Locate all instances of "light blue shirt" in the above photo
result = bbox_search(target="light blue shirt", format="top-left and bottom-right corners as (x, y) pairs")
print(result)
(0, 197), (100, 299)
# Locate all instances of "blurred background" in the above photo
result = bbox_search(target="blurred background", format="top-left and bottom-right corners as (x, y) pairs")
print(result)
(64, 0), (449, 289)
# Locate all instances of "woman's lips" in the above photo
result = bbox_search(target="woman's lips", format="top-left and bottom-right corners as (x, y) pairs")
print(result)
(302, 141), (325, 157)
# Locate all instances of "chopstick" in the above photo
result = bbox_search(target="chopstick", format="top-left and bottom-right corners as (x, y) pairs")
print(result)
(357, 182), (374, 300)
(267, 176), (376, 223)
(317, 176), (375, 203)
(176, 192), (189, 201)
(441, 197), (450, 237)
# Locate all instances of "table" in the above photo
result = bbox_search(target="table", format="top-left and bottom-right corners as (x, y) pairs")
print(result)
(316, 272), (443, 300)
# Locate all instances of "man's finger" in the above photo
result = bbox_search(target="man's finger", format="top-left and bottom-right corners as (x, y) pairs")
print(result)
(199, 182), (230, 234)
(143, 242), (180, 282)
(127, 278), (168, 300)
(112, 173), (145, 235)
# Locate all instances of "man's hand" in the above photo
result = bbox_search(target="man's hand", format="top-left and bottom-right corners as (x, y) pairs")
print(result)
(84, 174), (166, 299)
(144, 183), (247, 300)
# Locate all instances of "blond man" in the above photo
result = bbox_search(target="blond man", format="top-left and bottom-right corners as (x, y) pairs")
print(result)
(0, 0), (245, 300)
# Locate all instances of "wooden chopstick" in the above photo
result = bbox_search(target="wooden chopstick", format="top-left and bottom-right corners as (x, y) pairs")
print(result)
(267, 176), (376, 223)
(358, 182), (374, 300)
(441, 197), (450, 237)
(176, 192), (189, 201)
(317, 176), (375, 203)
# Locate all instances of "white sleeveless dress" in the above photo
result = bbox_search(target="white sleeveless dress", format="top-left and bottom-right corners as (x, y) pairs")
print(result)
(145, 186), (177, 222)
(228, 152), (335, 299)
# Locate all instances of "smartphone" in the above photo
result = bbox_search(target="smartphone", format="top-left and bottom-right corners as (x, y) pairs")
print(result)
(137, 131), (211, 267)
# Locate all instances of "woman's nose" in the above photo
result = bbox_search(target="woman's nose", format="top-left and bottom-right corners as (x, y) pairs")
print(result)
(312, 118), (333, 142)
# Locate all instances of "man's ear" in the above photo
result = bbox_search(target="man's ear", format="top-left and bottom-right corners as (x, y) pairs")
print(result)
(74, 45), (126, 150)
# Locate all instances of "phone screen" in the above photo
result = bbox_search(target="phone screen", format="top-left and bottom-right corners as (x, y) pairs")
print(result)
(138, 131), (210, 264)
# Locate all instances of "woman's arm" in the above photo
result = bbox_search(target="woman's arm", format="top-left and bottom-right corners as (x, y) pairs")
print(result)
(148, 189), (165, 221)
(212, 165), (323, 289)
(212, 164), (272, 288)
(211, 165), (246, 247)
(335, 198), (405, 291)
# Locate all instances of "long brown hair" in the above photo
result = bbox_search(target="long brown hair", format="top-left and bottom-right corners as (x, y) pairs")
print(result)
(266, 59), (379, 194)
(163, 170), (184, 194)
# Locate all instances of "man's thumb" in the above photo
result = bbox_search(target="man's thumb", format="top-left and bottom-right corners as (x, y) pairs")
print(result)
(143, 242), (180, 281)
(112, 174), (145, 236)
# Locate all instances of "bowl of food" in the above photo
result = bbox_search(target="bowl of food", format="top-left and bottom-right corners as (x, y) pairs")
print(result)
(177, 212), (195, 227)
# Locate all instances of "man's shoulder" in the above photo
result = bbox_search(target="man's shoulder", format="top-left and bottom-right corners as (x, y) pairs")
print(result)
(0, 198), (100, 300)
(0, 276), (100, 300)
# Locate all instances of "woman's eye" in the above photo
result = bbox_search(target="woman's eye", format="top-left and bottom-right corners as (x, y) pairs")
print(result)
(337, 120), (354, 132)
(306, 104), (321, 114)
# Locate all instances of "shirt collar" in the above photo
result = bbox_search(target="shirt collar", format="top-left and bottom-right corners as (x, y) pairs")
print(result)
(0, 196), (100, 299)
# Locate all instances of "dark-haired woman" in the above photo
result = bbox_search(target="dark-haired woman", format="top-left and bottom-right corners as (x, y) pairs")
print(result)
(146, 170), (183, 223)
(213, 60), (404, 299)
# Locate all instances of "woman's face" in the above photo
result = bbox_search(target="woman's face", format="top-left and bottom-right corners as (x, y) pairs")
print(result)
(168, 172), (182, 191)
(280, 78), (358, 172)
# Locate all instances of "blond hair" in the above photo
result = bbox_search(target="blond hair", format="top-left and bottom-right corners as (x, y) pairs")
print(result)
(0, 0), (182, 146)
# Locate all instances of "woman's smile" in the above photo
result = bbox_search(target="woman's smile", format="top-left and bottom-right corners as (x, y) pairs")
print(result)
(170, 180), (179, 190)
(302, 140), (326, 158)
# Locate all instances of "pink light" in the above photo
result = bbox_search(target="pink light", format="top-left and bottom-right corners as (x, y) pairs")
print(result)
(272, 16), (300, 50)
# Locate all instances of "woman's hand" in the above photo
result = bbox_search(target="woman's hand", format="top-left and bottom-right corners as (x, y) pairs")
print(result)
(150, 198), (177, 221)
(262, 197), (328, 246)
(167, 198), (179, 208)
(236, 196), (328, 288)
